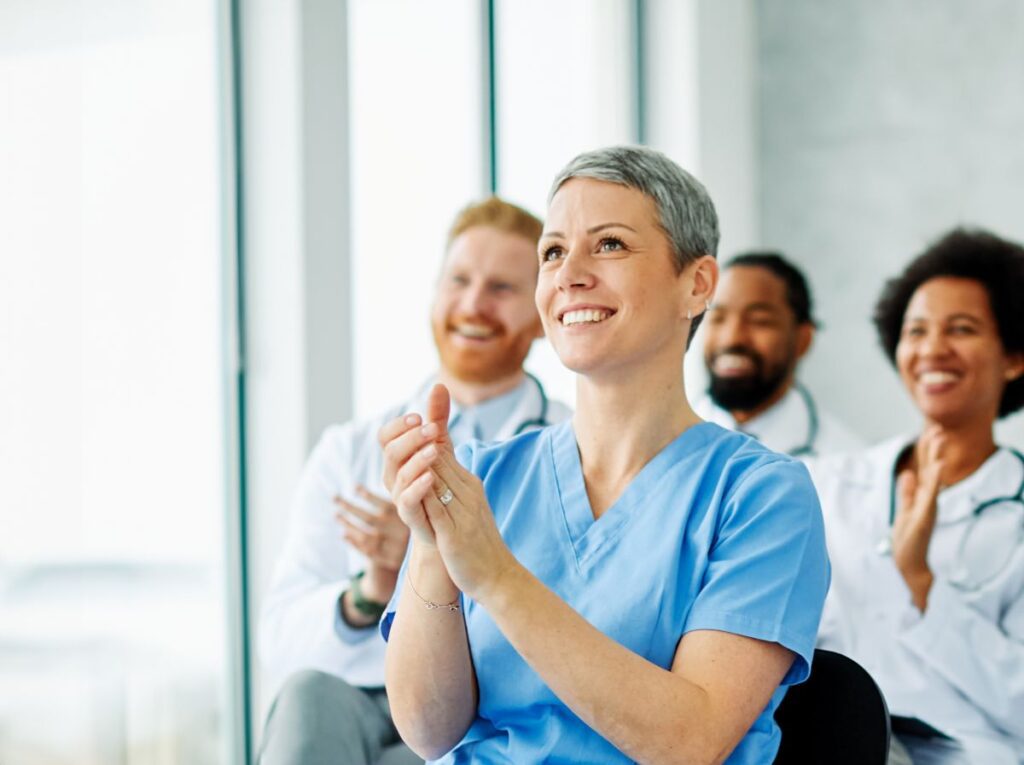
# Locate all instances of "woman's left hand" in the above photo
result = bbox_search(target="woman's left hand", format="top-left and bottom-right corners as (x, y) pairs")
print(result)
(390, 384), (519, 601)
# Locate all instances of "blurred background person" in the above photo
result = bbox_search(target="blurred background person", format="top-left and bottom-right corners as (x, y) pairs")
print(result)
(696, 252), (863, 457)
(809, 229), (1024, 764)
(257, 197), (571, 765)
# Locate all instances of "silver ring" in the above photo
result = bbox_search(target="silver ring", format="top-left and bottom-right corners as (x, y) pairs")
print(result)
(438, 487), (454, 506)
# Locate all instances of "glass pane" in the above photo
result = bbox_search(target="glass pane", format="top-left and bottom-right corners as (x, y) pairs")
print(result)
(0, 1), (233, 763)
(349, 0), (486, 418)
(495, 0), (637, 408)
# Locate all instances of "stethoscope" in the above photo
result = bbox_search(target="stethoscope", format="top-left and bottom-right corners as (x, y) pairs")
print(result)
(877, 445), (1024, 588)
(786, 383), (820, 458)
(511, 372), (550, 436)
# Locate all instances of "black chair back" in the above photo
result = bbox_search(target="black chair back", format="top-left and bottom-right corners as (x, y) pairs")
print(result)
(773, 648), (890, 764)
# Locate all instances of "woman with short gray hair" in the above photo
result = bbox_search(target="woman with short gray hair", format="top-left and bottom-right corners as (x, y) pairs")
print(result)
(378, 145), (830, 764)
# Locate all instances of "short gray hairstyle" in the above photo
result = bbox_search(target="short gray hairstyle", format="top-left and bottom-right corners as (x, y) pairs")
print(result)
(548, 145), (720, 347)
(548, 145), (720, 269)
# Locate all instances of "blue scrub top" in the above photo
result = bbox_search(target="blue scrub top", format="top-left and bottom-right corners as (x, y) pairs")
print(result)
(383, 421), (830, 764)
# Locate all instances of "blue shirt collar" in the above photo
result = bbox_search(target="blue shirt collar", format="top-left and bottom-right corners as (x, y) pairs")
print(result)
(448, 377), (531, 444)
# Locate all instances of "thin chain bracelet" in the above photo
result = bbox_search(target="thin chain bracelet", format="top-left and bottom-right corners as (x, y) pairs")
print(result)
(407, 572), (461, 612)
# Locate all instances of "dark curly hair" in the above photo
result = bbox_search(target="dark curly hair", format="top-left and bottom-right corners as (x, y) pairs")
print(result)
(728, 251), (817, 326)
(872, 227), (1024, 418)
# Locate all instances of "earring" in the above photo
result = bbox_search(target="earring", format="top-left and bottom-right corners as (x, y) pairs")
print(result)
(686, 308), (693, 320)
(705, 299), (711, 311)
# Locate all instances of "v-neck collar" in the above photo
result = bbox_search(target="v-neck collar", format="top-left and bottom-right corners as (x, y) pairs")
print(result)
(549, 420), (717, 573)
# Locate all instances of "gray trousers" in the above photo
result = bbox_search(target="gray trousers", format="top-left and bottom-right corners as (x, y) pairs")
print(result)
(258, 670), (422, 765)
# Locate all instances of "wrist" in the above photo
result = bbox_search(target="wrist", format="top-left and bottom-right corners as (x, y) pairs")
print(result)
(899, 567), (934, 611)
(339, 587), (377, 628)
(895, 555), (931, 582)
(409, 542), (459, 603)
(470, 551), (523, 609)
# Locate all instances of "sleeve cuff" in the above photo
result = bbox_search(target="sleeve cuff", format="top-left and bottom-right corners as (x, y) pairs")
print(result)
(684, 608), (814, 685)
(332, 587), (379, 645)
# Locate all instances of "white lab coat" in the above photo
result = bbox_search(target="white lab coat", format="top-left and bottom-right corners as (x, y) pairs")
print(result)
(259, 376), (571, 692)
(807, 438), (1024, 764)
(695, 384), (864, 458)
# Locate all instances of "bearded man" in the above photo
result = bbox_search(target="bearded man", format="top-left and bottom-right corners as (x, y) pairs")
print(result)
(695, 251), (861, 458)
(258, 197), (570, 765)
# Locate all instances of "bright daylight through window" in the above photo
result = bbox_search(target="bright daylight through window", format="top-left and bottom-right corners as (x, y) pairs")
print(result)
(0, 2), (235, 762)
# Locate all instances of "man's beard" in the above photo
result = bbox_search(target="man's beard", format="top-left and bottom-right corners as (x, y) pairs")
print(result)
(707, 347), (790, 413)
(432, 316), (537, 384)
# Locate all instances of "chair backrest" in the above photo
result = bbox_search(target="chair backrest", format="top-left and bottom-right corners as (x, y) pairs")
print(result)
(773, 648), (890, 765)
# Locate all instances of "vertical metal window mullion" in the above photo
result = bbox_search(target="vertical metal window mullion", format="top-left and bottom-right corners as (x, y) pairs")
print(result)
(634, 0), (647, 145)
(221, 0), (253, 761)
(483, 0), (498, 194)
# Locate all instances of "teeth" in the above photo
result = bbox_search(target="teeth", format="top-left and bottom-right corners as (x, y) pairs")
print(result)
(562, 309), (612, 326)
(713, 353), (755, 374)
(919, 371), (958, 385)
(454, 323), (496, 338)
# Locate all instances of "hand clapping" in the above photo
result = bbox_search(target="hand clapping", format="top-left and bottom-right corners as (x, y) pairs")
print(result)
(378, 384), (517, 601)
(892, 426), (947, 611)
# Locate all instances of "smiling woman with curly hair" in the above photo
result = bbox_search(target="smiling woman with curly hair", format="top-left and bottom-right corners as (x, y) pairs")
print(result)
(810, 227), (1024, 764)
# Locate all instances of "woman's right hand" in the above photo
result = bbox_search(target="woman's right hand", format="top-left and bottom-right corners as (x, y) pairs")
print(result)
(892, 427), (946, 610)
(379, 387), (462, 609)
(378, 386), (454, 549)
(379, 419), (439, 548)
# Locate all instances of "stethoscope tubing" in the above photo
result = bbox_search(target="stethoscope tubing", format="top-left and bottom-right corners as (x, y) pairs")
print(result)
(415, 372), (550, 439)
(511, 372), (550, 436)
(786, 383), (820, 458)
(886, 446), (1024, 527)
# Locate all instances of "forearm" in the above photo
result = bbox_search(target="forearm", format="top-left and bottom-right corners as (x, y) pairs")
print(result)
(898, 565), (934, 612)
(478, 565), (733, 765)
(261, 578), (378, 670)
(900, 578), (1024, 736)
(385, 544), (478, 759)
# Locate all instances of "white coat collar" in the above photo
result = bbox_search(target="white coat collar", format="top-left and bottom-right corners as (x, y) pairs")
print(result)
(871, 436), (1024, 526)
(741, 386), (813, 454)
(698, 385), (814, 456)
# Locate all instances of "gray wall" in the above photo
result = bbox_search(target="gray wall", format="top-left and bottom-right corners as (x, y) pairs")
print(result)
(756, 0), (1024, 443)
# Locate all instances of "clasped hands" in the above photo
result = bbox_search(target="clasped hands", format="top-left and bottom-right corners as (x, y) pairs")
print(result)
(378, 383), (518, 603)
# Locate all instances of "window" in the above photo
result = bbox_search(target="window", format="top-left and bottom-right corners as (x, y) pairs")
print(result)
(495, 0), (638, 407)
(0, 1), (237, 761)
(348, 0), (486, 418)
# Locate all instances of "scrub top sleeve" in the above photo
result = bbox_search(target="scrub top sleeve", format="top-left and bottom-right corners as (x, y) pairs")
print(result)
(683, 459), (830, 685)
(379, 546), (409, 642)
(381, 441), (481, 642)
